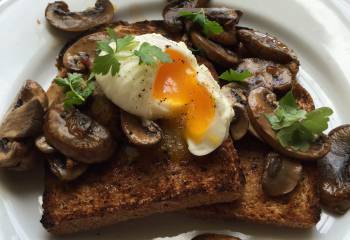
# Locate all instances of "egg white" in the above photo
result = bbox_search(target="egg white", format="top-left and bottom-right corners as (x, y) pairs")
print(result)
(96, 33), (234, 156)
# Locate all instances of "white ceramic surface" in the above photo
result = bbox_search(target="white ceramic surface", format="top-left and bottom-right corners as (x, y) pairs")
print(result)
(0, 0), (350, 239)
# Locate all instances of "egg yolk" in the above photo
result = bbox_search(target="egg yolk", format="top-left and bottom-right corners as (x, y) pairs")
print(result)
(152, 48), (215, 142)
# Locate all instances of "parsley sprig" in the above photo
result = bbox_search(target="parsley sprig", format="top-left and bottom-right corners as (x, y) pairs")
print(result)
(179, 9), (224, 36)
(266, 91), (333, 151)
(93, 28), (172, 76)
(219, 69), (252, 82)
(55, 73), (95, 108)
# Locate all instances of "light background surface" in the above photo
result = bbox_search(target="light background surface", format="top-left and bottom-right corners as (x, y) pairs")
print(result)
(0, 0), (350, 239)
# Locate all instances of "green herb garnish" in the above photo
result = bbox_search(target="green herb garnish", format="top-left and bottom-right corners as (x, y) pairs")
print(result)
(55, 73), (95, 108)
(134, 42), (172, 65)
(93, 28), (172, 76)
(266, 91), (333, 151)
(179, 9), (224, 36)
(219, 69), (252, 82)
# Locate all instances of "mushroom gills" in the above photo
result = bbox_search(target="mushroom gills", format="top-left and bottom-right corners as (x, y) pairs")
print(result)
(45, 0), (114, 32)
(44, 105), (116, 164)
(47, 154), (88, 181)
(319, 124), (350, 214)
(120, 111), (162, 147)
(262, 152), (303, 197)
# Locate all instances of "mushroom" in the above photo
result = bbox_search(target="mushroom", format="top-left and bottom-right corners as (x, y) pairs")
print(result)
(318, 125), (350, 214)
(237, 58), (293, 94)
(247, 87), (331, 160)
(44, 105), (116, 164)
(192, 234), (241, 240)
(35, 135), (56, 154)
(262, 152), (303, 197)
(190, 31), (240, 67)
(221, 83), (249, 141)
(45, 0), (114, 32)
(0, 99), (44, 139)
(47, 154), (88, 181)
(0, 138), (37, 171)
(238, 28), (299, 65)
(16, 80), (48, 110)
(209, 29), (238, 47)
(196, 56), (219, 81)
(120, 111), (162, 147)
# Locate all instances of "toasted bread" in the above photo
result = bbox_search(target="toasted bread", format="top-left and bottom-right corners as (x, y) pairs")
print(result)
(41, 21), (243, 235)
(191, 83), (321, 229)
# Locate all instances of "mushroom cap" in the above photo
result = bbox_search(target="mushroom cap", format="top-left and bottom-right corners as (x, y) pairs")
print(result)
(319, 124), (350, 214)
(120, 111), (162, 147)
(44, 105), (116, 164)
(190, 31), (240, 68)
(247, 87), (331, 160)
(45, 0), (114, 32)
(262, 152), (303, 197)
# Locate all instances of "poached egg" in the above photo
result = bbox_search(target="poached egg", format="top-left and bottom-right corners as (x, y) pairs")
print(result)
(96, 33), (234, 156)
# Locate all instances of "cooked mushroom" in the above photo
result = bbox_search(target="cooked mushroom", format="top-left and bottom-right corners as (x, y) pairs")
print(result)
(262, 152), (303, 197)
(196, 56), (219, 81)
(209, 30), (238, 47)
(0, 99), (44, 139)
(237, 58), (293, 94)
(319, 125), (350, 214)
(247, 87), (331, 160)
(17, 80), (48, 110)
(44, 105), (116, 164)
(292, 82), (315, 112)
(238, 28), (299, 64)
(221, 83), (249, 141)
(192, 233), (241, 240)
(191, 31), (240, 67)
(45, 0), (114, 32)
(0, 138), (37, 170)
(47, 154), (88, 181)
(120, 111), (162, 147)
(35, 135), (56, 154)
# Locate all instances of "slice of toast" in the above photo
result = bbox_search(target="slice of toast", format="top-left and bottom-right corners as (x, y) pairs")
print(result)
(190, 135), (321, 228)
(41, 21), (243, 235)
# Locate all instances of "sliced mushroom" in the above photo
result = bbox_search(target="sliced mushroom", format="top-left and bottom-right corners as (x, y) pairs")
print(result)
(237, 58), (293, 94)
(238, 28), (299, 64)
(16, 80), (48, 110)
(192, 234), (241, 240)
(319, 125), (350, 214)
(47, 154), (88, 181)
(0, 138), (37, 171)
(221, 83), (249, 141)
(247, 87), (331, 160)
(262, 152), (302, 197)
(45, 0), (114, 32)
(292, 82), (315, 112)
(196, 56), (219, 81)
(191, 31), (240, 67)
(120, 111), (162, 147)
(44, 105), (116, 164)
(0, 99), (44, 139)
(209, 29), (238, 47)
(35, 135), (56, 154)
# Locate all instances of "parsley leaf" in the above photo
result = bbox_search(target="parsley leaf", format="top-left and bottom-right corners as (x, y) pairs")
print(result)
(219, 69), (252, 82)
(134, 42), (172, 65)
(266, 90), (333, 151)
(55, 73), (95, 109)
(179, 9), (224, 36)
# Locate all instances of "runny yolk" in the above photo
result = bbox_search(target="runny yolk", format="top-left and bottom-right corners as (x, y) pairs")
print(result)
(152, 48), (215, 142)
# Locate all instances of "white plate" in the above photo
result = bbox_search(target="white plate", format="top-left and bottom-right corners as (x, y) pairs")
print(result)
(0, 0), (350, 239)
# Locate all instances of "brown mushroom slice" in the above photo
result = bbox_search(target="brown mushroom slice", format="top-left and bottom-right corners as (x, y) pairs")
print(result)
(292, 82), (315, 112)
(191, 31), (240, 67)
(192, 233), (241, 240)
(120, 111), (162, 147)
(247, 87), (331, 160)
(238, 28), (299, 64)
(221, 82), (248, 106)
(230, 104), (249, 141)
(237, 58), (293, 94)
(319, 125), (350, 214)
(0, 138), (37, 170)
(209, 30), (238, 47)
(17, 80), (48, 110)
(0, 99), (44, 139)
(47, 154), (88, 181)
(262, 152), (303, 197)
(44, 105), (116, 164)
(45, 0), (114, 32)
(35, 135), (56, 154)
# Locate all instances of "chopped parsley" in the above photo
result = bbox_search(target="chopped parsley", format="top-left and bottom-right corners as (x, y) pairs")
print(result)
(219, 69), (252, 82)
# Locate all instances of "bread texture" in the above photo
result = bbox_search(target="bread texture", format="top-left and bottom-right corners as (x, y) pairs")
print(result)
(190, 135), (321, 228)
